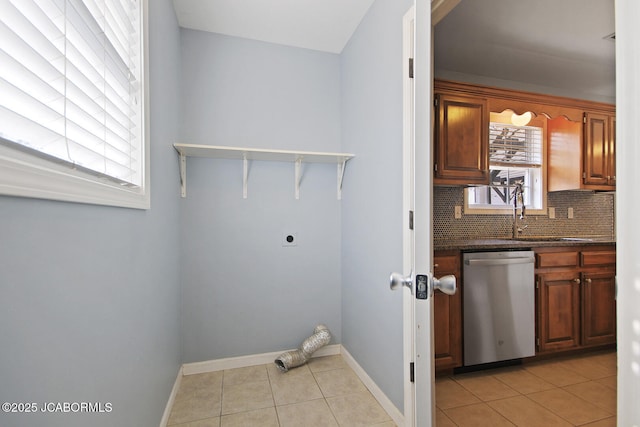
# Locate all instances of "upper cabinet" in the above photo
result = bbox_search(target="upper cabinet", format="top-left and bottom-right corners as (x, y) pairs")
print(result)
(584, 112), (616, 189)
(434, 93), (489, 185)
(434, 80), (616, 191)
(547, 111), (616, 191)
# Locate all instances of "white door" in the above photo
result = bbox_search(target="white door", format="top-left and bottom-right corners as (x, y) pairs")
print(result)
(393, 2), (434, 426)
(615, 0), (640, 424)
(412, 0), (435, 424)
(392, 1), (458, 426)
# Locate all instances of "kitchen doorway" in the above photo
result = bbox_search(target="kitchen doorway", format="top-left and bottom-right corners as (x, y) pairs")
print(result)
(430, 0), (640, 424)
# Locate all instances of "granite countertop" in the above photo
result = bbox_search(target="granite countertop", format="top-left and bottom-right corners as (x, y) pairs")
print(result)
(434, 236), (616, 251)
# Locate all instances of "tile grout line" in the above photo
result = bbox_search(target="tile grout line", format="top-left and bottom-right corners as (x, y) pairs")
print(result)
(264, 364), (282, 427)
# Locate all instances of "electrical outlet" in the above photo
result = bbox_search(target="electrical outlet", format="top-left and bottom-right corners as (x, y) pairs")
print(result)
(282, 232), (298, 247)
(454, 206), (462, 219)
(568, 207), (574, 219)
(548, 207), (555, 219)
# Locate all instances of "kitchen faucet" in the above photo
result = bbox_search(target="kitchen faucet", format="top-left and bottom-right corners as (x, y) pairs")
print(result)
(512, 182), (527, 238)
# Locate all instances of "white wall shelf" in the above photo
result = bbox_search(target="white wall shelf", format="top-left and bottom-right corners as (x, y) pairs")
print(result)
(173, 144), (355, 200)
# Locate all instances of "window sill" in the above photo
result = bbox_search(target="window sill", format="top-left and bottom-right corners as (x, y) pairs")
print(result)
(0, 145), (150, 209)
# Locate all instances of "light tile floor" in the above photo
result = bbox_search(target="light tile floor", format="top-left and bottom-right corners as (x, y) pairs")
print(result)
(167, 354), (397, 426)
(436, 350), (617, 427)
(167, 350), (616, 426)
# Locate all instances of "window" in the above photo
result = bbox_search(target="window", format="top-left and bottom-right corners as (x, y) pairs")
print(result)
(465, 111), (547, 214)
(0, 0), (149, 209)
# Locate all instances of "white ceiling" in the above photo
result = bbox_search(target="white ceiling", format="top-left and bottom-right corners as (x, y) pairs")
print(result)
(171, 0), (376, 54)
(172, 0), (616, 102)
(434, 0), (616, 102)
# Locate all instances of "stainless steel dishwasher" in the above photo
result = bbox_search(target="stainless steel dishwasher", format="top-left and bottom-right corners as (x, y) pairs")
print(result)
(463, 250), (535, 366)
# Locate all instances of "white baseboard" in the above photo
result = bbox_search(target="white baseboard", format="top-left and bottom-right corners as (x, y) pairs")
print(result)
(158, 366), (183, 427)
(182, 344), (341, 376)
(340, 347), (405, 427)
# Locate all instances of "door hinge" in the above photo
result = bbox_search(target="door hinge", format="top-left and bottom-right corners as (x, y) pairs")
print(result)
(408, 58), (414, 78)
(434, 163), (438, 172)
(410, 362), (415, 382)
(409, 210), (414, 230)
(536, 338), (540, 347)
(434, 97), (439, 107)
(536, 278), (539, 289)
(583, 114), (587, 124)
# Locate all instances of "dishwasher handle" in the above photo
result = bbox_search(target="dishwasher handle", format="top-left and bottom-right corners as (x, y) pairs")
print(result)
(465, 257), (534, 266)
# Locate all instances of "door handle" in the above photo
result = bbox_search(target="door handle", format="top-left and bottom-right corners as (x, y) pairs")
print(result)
(390, 272), (412, 291)
(433, 275), (456, 295)
(390, 272), (457, 297)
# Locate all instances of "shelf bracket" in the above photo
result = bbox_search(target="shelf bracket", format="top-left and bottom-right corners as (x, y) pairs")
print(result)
(179, 153), (187, 198)
(294, 157), (303, 199)
(242, 153), (249, 199)
(337, 159), (349, 200)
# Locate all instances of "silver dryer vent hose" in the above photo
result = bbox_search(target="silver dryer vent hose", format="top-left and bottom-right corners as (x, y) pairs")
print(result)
(275, 324), (331, 372)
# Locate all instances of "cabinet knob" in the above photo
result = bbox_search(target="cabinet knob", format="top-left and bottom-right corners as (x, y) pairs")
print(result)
(584, 278), (592, 284)
(573, 278), (581, 284)
(434, 263), (439, 269)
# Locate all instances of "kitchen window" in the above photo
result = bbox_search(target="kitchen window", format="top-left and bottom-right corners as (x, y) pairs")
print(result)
(0, 0), (149, 209)
(465, 111), (547, 214)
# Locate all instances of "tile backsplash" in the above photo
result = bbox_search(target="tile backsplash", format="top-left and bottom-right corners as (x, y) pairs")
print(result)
(433, 186), (615, 240)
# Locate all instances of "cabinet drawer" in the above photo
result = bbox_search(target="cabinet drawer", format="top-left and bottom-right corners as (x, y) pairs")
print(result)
(581, 250), (616, 267)
(536, 251), (579, 268)
(434, 255), (459, 275)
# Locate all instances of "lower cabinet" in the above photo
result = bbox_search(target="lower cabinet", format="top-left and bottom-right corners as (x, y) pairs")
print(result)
(535, 246), (616, 354)
(434, 250), (462, 370)
(433, 245), (615, 369)
(537, 270), (581, 352)
(582, 269), (617, 346)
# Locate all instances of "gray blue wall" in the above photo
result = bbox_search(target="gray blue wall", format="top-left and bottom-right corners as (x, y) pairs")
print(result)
(341, 0), (413, 411)
(179, 30), (343, 362)
(0, 0), (182, 426)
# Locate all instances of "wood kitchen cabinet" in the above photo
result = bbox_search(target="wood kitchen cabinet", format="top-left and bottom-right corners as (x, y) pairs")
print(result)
(535, 246), (616, 354)
(433, 92), (489, 185)
(547, 111), (616, 191)
(433, 250), (462, 370)
(584, 112), (616, 189)
(537, 269), (581, 352)
(580, 250), (617, 346)
(432, 79), (616, 191)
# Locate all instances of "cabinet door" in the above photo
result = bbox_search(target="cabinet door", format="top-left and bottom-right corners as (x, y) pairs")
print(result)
(433, 253), (462, 370)
(547, 116), (583, 192)
(584, 112), (613, 188)
(537, 271), (581, 352)
(434, 94), (489, 185)
(582, 270), (616, 346)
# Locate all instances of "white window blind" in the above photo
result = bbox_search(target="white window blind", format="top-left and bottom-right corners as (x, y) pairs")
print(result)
(466, 121), (545, 212)
(0, 0), (147, 207)
(489, 123), (542, 168)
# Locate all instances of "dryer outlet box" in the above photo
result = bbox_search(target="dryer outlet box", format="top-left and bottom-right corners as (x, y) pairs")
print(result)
(282, 232), (298, 247)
